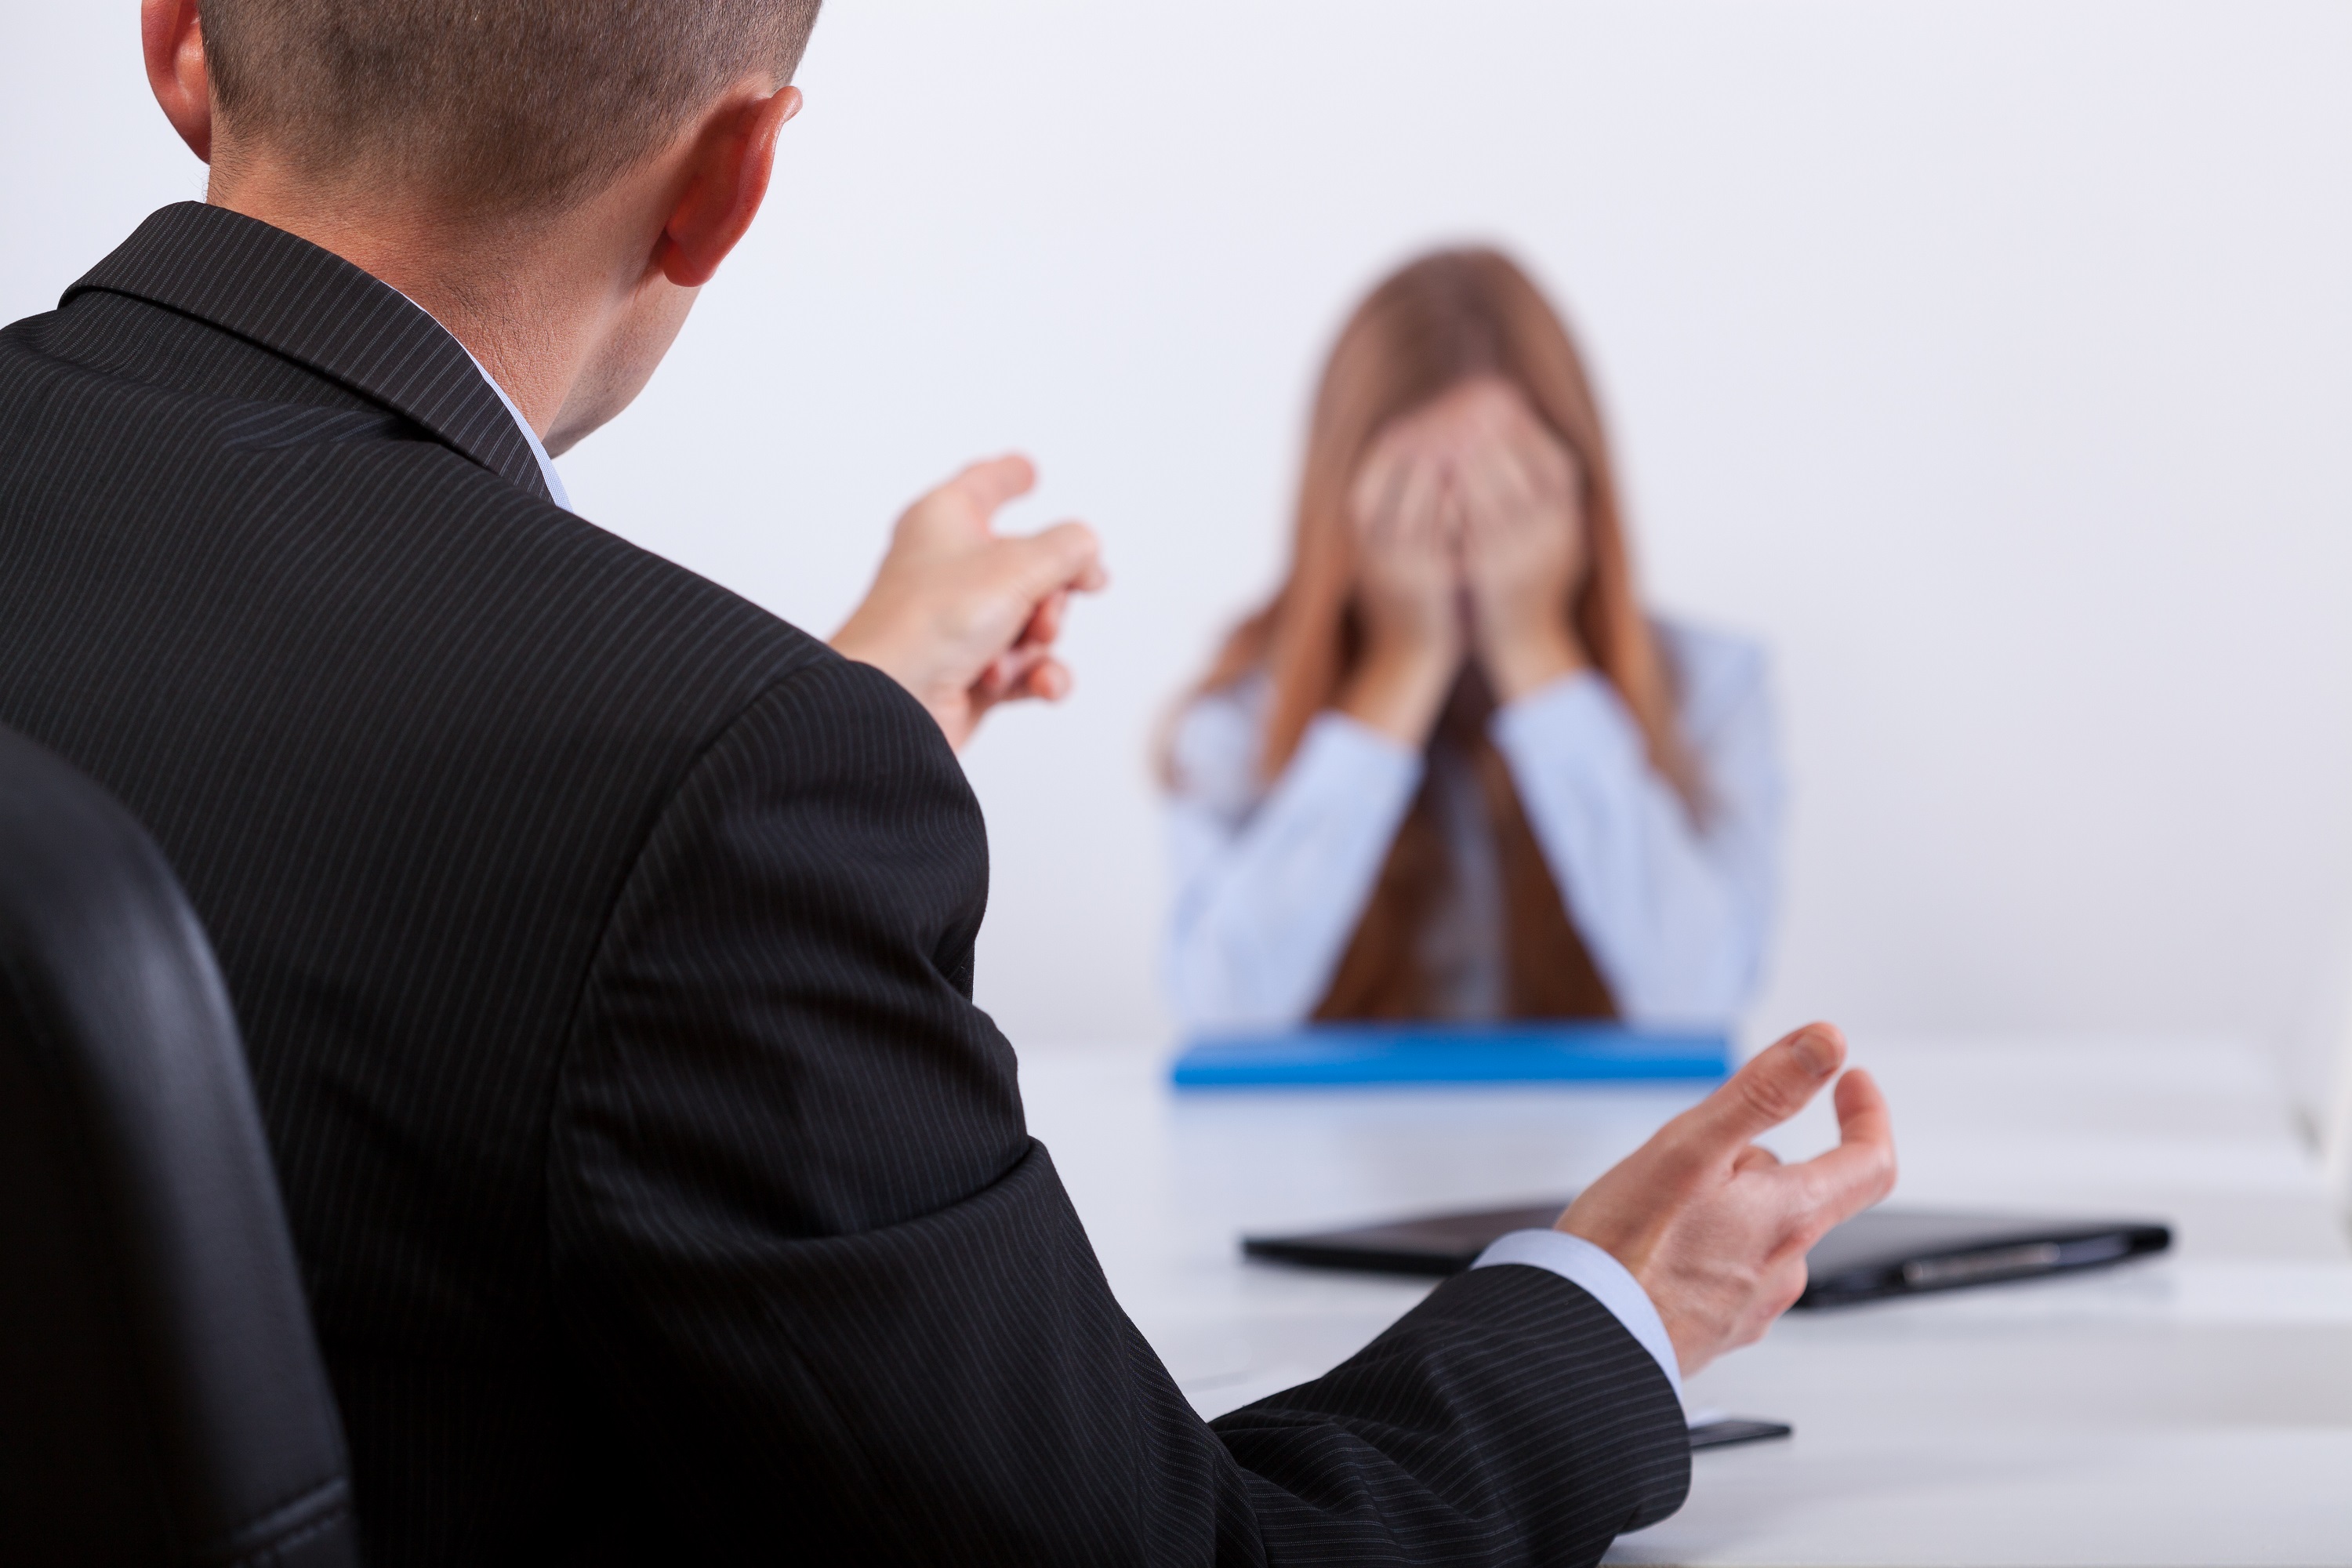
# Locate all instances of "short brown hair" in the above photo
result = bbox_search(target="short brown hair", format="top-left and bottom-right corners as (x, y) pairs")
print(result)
(202, 0), (823, 216)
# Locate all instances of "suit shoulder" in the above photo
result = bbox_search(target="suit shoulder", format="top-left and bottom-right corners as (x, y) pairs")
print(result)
(593, 650), (989, 1004)
(686, 653), (970, 811)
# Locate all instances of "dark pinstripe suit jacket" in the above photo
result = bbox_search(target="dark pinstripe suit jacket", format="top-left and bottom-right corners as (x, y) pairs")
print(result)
(0, 204), (1690, 1565)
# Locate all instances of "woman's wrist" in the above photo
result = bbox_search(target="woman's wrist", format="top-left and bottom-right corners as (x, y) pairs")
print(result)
(1338, 640), (1460, 747)
(1479, 622), (1586, 706)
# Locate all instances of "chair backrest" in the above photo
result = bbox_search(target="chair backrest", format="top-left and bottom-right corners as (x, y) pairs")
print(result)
(0, 724), (361, 1566)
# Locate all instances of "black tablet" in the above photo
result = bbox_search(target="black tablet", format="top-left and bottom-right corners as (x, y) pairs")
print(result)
(1242, 1202), (2171, 1307)
(1686, 1417), (1791, 1450)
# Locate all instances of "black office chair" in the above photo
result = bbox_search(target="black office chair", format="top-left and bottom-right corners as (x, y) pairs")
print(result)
(0, 724), (361, 1566)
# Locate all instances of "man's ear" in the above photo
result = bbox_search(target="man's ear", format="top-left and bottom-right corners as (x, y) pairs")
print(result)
(655, 85), (802, 289)
(143, 0), (212, 163)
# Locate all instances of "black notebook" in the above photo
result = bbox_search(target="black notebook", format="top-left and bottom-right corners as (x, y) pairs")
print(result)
(1243, 1202), (2171, 1307)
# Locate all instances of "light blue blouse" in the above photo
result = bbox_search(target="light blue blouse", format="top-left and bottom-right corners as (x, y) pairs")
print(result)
(1163, 619), (1782, 1033)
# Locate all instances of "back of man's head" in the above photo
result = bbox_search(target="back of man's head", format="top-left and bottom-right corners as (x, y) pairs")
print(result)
(201, 0), (822, 217)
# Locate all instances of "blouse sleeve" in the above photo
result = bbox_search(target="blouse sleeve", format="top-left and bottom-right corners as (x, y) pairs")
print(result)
(1488, 628), (1782, 1027)
(1163, 688), (1424, 1033)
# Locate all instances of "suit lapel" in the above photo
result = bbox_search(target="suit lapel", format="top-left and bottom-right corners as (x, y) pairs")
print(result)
(65, 203), (552, 504)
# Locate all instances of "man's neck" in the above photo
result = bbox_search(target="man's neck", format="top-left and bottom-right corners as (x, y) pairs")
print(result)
(205, 154), (608, 441)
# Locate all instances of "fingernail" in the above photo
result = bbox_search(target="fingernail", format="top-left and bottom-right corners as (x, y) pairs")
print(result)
(1791, 1029), (1835, 1077)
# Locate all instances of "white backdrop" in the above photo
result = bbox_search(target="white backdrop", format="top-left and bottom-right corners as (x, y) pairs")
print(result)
(5, 3), (2351, 1116)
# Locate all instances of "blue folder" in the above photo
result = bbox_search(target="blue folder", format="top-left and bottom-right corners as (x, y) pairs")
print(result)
(1170, 1022), (1730, 1089)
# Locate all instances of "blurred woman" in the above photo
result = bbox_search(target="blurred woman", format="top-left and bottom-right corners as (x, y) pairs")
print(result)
(1163, 249), (1780, 1033)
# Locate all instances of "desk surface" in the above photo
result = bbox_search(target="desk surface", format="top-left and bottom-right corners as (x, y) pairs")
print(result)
(1019, 1034), (2352, 1566)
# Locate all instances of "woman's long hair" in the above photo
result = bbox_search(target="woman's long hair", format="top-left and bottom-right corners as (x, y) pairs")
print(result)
(1182, 248), (1700, 1019)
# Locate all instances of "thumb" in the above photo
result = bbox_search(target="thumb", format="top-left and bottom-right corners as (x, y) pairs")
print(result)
(998, 521), (1105, 601)
(1684, 1022), (1846, 1151)
(947, 453), (1038, 520)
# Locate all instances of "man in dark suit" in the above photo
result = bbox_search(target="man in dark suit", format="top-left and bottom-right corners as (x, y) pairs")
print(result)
(0, 1), (1896, 1562)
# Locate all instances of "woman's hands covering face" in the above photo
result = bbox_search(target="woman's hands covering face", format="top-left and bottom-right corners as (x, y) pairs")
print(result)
(1338, 379), (1589, 746)
(1337, 416), (1471, 746)
(1447, 384), (1590, 702)
(1348, 427), (1468, 664)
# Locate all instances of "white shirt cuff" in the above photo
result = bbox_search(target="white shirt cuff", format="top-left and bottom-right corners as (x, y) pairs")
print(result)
(1471, 1229), (1684, 1405)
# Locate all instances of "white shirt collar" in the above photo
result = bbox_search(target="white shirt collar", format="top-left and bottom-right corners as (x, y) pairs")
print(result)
(446, 336), (572, 513)
(388, 285), (572, 511)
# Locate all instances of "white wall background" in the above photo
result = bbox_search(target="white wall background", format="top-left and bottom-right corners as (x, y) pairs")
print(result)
(5, 3), (2351, 1117)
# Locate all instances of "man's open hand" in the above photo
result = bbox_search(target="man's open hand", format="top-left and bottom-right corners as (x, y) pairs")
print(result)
(1560, 1022), (1896, 1376)
(830, 456), (1107, 750)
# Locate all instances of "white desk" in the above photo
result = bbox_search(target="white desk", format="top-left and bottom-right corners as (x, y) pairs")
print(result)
(1019, 1035), (2352, 1566)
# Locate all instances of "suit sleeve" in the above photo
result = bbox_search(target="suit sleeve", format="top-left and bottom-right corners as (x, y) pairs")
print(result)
(548, 654), (1689, 1566)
